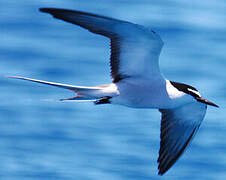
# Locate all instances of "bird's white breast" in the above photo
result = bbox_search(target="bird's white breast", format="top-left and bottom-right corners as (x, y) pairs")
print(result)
(111, 79), (195, 109)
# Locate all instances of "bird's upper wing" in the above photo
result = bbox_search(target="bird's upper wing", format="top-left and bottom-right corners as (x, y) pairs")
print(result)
(158, 102), (207, 175)
(40, 8), (164, 82)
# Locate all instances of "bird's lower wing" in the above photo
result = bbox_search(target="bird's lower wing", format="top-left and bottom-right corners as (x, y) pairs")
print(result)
(158, 102), (207, 175)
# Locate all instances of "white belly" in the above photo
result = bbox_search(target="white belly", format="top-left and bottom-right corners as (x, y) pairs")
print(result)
(110, 79), (194, 109)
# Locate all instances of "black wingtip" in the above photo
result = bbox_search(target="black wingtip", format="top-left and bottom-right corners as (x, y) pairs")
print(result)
(157, 165), (168, 176)
(39, 8), (58, 14)
(157, 160), (166, 175)
(158, 171), (164, 176)
(39, 8), (54, 12)
(39, 8), (48, 13)
(39, 8), (66, 19)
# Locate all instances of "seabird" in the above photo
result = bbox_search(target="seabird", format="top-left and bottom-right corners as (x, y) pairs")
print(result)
(9, 8), (219, 175)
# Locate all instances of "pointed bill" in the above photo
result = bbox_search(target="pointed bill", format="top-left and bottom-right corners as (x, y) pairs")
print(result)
(158, 102), (207, 175)
(40, 8), (164, 82)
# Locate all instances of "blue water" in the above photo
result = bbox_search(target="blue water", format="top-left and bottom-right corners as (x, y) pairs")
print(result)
(1, 0), (226, 179)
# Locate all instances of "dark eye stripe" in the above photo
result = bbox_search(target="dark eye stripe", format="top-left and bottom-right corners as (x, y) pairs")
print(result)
(170, 81), (200, 98)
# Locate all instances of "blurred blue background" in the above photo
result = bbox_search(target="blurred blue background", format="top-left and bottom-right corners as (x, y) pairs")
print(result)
(1, 0), (225, 179)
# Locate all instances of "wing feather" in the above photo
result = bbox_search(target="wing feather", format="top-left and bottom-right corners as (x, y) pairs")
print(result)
(40, 8), (164, 82)
(158, 102), (207, 175)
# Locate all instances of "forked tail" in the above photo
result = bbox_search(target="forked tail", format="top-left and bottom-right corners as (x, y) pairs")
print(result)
(8, 76), (114, 102)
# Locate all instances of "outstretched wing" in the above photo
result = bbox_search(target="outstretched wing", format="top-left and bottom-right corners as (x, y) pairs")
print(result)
(158, 102), (207, 175)
(40, 8), (164, 82)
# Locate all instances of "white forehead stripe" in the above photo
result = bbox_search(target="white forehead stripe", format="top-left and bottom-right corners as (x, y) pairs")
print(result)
(187, 88), (201, 97)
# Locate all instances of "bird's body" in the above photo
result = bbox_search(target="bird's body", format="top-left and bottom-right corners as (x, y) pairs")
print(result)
(99, 79), (192, 109)
(9, 8), (218, 175)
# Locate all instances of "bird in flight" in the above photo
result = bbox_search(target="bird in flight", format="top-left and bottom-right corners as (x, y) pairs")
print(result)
(9, 8), (219, 175)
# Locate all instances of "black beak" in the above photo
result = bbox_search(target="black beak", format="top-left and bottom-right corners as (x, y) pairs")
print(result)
(196, 97), (219, 108)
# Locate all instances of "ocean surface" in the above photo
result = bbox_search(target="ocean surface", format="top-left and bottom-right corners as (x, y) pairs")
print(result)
(1, 0), (226, 179)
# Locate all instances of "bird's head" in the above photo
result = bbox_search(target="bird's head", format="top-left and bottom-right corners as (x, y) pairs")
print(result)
(170, 81), (219, 108)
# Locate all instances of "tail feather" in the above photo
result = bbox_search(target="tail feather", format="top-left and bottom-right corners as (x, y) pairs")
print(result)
(45, 96), (98, 102)
(8, 76), (101, 91)
(8, 76), (106, 102)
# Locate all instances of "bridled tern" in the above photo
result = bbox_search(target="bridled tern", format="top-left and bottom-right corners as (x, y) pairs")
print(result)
(9, 8), (219, 175)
